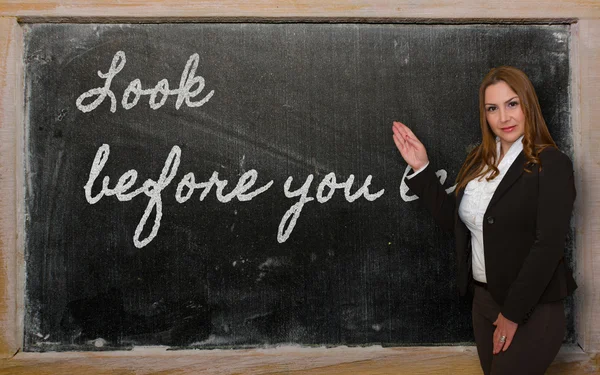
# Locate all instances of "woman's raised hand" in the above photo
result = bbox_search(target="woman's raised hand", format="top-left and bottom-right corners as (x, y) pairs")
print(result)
(392, 121), (429, 171)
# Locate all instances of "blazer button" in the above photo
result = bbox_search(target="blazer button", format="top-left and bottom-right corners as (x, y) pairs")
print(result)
(486, 217), (495, 224)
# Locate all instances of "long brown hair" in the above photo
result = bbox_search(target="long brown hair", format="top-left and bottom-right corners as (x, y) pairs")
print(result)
(455, 66), (557, 193)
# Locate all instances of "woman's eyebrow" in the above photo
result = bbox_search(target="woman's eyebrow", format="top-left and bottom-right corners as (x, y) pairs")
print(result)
(484, 96), (519, 106)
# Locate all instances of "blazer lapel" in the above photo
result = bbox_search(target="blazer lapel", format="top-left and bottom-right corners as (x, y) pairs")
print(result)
(487, 151), (526, 208)
(454, 186), (469, 239)
(455, 186), (465, 217)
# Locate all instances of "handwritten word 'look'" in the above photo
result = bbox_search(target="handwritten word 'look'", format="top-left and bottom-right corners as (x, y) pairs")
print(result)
(84, 145), (385, 248)
(76, 51), (215, 113)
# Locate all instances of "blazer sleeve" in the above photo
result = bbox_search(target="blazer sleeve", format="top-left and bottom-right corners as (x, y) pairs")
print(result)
(501, 148), (576, 324)
(404, 164), (456, 233)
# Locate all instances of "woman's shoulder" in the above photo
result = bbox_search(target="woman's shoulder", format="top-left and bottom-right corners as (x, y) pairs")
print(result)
(537, 146), (573, 172)
(537, 146), (571, 162)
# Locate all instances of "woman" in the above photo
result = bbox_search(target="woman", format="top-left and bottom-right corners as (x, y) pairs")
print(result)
(392, 66), (577, 375)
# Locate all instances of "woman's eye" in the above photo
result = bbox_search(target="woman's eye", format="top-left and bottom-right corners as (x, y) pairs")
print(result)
(486, 106), (497, 112)
(508, 101), (519, 108)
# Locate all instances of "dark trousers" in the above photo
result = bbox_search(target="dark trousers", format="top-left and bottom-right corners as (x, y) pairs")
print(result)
(472, 284), (565, 375)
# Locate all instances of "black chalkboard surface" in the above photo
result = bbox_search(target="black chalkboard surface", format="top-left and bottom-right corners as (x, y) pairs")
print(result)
(23, 23), (573, 351)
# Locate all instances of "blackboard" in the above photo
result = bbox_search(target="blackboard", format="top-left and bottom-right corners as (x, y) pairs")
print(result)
(23, 23), (573, 351)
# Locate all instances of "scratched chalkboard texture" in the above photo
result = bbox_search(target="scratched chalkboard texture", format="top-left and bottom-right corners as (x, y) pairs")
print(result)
(23, 24), (572, 351)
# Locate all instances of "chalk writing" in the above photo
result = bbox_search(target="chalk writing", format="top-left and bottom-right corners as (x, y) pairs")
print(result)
(76, 51), (456, 248)
(84, 145), (387, 248)
(85, 144), (273, 248)
(399, 165), (456, 202)
(277, 173), (384, 243)
(76, 51), (215, 113)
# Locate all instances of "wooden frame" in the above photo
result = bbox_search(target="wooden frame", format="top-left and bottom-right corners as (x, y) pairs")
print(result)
(1, 1), (599, 373)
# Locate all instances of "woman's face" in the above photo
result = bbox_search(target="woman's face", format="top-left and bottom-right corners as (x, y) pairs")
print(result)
(484, 81), (526, 155)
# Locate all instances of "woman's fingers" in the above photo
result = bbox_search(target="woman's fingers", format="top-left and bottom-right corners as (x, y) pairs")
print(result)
(393, 122), (417, 151)
(392, 121), (429, 170)
(394, 121), (420, 141)
(402, 123), (419, 139)
(394, 122), (425, 151)
(492, 313), (518, 354)
(392, 124), (403, 140)
(392, 122), (408, 143)
(502, 332), (514, 352)
(404, 134), (423, 151)
(393, 128), (415, 162)
(492, 327), (501, 354)
(493, 328), (515, 354)
(392, 133), (406, 154)
(493, 328), (503, 354)
(393, 121), (410, 140)
(392, 126), (411, 156)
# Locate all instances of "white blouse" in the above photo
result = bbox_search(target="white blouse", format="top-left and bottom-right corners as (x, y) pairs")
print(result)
(406, 135), (525, 283)
(458, 135), (524, 283)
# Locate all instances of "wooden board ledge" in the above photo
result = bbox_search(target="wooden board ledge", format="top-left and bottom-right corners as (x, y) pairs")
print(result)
(0, 345), (597, 374)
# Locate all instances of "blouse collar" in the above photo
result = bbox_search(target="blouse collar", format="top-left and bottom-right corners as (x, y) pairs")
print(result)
(496, 135), (524, 166)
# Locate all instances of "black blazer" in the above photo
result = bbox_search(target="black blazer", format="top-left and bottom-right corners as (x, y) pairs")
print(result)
(405, 147), (577, 324)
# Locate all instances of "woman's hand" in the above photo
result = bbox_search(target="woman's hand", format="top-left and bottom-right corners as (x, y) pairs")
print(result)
(492, 313), (518, 354)
(392, 121), (429, 171)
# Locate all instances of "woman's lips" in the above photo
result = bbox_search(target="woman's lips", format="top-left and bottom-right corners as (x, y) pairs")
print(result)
(502, 125), (517, 132)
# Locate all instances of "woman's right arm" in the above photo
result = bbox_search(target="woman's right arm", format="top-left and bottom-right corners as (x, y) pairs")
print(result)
(392, 121), (457, 232)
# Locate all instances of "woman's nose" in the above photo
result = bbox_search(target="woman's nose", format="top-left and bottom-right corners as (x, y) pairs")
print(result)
(499, 108), (509, 123)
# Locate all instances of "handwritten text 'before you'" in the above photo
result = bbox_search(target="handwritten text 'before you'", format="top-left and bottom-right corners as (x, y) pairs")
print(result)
(84, 145), (395, 248)
(85, 145), (455, 248)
